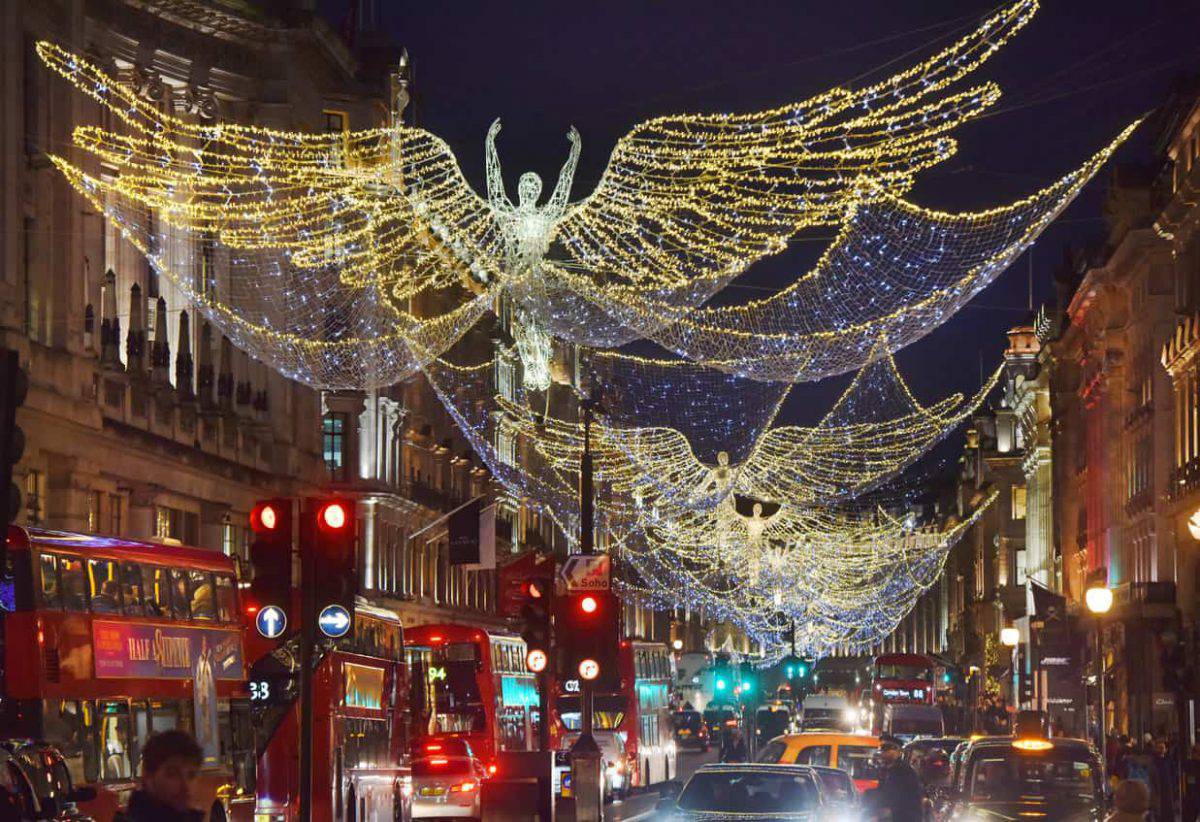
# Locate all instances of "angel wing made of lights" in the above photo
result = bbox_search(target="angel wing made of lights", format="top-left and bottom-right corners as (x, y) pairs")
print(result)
(37, 0), (1087, 391)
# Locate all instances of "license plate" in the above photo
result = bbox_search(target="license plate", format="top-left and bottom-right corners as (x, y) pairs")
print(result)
(419, 787), (445, 797)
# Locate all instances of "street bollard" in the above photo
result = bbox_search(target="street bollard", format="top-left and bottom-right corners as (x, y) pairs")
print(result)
(569, 733), (603, 822)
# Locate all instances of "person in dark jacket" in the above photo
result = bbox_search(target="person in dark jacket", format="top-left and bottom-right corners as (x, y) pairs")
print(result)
(1151, 740), (1178, 822)
(869, 735), (924, 822)
(115, 730), (204, 822)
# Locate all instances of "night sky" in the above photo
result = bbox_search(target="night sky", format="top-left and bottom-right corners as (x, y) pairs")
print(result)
(324, 0), (1200, 478)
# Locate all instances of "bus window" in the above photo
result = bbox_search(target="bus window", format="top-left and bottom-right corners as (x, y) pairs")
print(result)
(215, 574), (236, 623)
(143, 565), (169, 617)
(168, 568), (191, 620)
(42, 700), (89, 786)
(88, 559), (122, 614)
(189, 570), (216, 621)
(96, 700), (134, 781)
(58, 556), (87, 612)
(120, 562), (145, 616)
(38, 553), (60, 608)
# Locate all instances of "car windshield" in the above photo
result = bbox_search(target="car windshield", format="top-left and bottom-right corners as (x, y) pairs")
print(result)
(704, 709), (735, 724)
(969, 751), (1100, 803)
(412, 757), (473, 777)
(673, 712), (703, 731)
(678, 770), (819, 813)
(891, 717), (939, 735)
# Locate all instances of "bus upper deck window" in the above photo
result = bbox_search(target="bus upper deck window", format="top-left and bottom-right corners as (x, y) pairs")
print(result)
(143, 565), (169, 618)
(214, 574), (236, 623)
(188, 570), (216, 621)
(57, 556), (87, 612)
(38, 553), (60, 609)
(120, 562), (145, 617)
(88, 559), (122, 615)
(167, 569), (191, 620)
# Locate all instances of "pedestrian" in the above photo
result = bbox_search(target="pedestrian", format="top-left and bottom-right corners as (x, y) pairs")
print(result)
(720, 729), (747, 763)
(867, 734), (923, 822)
(1151, 740), (1178, 822)
(1181, 744), (1200, 822)
(1109, 779), (1151, 822)
(115, 730), (204, 822)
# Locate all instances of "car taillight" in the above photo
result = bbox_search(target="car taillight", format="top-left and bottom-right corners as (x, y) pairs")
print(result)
(451, 781), (477, 793)
(487, 763), (497, 776)
(429, 757), (448, 766)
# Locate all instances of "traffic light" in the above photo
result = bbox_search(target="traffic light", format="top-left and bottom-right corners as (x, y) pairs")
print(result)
(738, 662), (758, 703)
(556, 589), (620, 690)
(0, 349), (28, 524)
(248, 498), (293, 631)
(520, 578), (552, 671)
(302, 496), (357, 638)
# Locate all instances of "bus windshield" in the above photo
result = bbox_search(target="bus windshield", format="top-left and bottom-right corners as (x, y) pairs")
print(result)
(430, 643), (486, 733)
(557, 695), (625, 731)
(876, 664), (931, 680)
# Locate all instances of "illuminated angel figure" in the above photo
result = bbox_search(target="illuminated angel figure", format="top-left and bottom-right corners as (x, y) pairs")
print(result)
(35, 0), (1135, 390)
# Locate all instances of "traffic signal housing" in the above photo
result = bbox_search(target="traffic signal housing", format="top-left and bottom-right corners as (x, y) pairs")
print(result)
(248, 499), (294, 628)
(556, 589), (620, 690)
(302, 496), (357, 636)
(0, 349), (28, 524)
(519, 578), (552, 671)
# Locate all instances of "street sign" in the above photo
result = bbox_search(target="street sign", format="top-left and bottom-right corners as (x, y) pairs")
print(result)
(317, 604), (351, 638)
(256, 605), (287, 639)
(558, 554), (611, 592)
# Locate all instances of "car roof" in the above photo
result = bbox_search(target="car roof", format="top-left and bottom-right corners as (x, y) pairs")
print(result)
(695, 763), (818, 775)
(775, 732), (880, 746)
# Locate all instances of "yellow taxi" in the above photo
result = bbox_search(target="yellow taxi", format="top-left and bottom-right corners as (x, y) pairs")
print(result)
(755, 733), (881, 792)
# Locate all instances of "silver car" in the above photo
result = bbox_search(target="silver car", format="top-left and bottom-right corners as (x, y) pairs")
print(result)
(411, 755), (484, 819)
(656, 763), (826, 820)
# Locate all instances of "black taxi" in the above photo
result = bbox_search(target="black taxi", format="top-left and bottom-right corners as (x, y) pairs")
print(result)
(940, 735), (1105, 821)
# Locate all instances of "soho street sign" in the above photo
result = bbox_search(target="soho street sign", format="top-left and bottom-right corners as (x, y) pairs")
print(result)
(558, 554), (611, 593)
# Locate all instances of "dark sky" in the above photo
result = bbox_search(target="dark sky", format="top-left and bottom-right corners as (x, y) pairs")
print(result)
(325, 0), (1200, 475)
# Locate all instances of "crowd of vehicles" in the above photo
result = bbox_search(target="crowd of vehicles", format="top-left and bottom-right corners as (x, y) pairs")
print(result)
(1, 526), (687, 821)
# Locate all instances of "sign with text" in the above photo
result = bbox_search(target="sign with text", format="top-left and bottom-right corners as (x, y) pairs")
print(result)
(449, 498), (496, 569)
(558, 554), (611, 593)
(92, 621), (244, 680)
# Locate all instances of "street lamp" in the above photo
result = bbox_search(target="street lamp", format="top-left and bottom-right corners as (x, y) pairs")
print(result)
(1000, 627), (1020, 647)
(672, 638), (684, 651)
(1086, 582), (1113, 769)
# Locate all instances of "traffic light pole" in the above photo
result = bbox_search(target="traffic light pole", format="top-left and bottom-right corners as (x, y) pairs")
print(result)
(571, 392), (602, 822)
(299, 544), (315, 820)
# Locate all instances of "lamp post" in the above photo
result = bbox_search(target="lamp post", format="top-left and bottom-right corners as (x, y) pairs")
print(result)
(1001, 627), (1020, 720)
(1086, 583), (1113, 768)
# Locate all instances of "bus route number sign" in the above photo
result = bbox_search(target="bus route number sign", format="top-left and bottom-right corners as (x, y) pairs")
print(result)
(248, 674), (293, 706)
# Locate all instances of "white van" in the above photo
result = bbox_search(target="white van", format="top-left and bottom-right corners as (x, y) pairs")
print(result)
(882, 704), (944, 742)
(799, 694), (853, 732)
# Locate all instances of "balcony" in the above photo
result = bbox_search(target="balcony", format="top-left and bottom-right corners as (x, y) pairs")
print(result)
(1168, 458), (1200, 501)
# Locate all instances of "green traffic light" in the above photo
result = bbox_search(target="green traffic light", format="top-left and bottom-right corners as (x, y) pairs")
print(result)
(742, 680), (753, 693)
(716, 678), (727, 691)
(797, 665), (807, 677)
(785, 666), (794, 678)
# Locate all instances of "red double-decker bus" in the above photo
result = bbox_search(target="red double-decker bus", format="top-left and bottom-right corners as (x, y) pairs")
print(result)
(1, 526), (255, 821)
(869, 653), (936, 730)
(403, 624), (539, 769)
(549, 640), (677, 797)
(249, 603), (412, 821)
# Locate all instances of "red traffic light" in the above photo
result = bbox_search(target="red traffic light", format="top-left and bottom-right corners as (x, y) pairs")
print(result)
(580, 595), (598, 614)
(526, 649), (548, 673)
(527, 580), (546, 600)
(320, 501), (349, 530)
(251, 503), (280, 532)
(579, 658), (600, 680)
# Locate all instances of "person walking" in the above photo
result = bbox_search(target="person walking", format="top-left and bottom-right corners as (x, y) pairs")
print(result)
(1151, 740), (1178, 822)
(115, 730), (205, 822)
(869, 735), (923, 822)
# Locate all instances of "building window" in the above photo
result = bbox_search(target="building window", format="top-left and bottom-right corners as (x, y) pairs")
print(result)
(323, 413), (347, 481)
(324, 110), (349, 163)
(1011, 485), (1027, 520)
(222, 516), (237, 557)
(107, 493), (124, 535)
(24, 471), (44, 526)
(87, 491), (101, 533)
(155, 506), (200, 544)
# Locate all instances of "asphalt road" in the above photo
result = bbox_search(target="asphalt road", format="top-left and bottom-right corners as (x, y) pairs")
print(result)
(556, 747), (720, 822)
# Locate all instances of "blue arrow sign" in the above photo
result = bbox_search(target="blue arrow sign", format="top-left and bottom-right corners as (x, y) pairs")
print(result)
(318, 604), (352, 638)
(256, 605), (287, 639)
